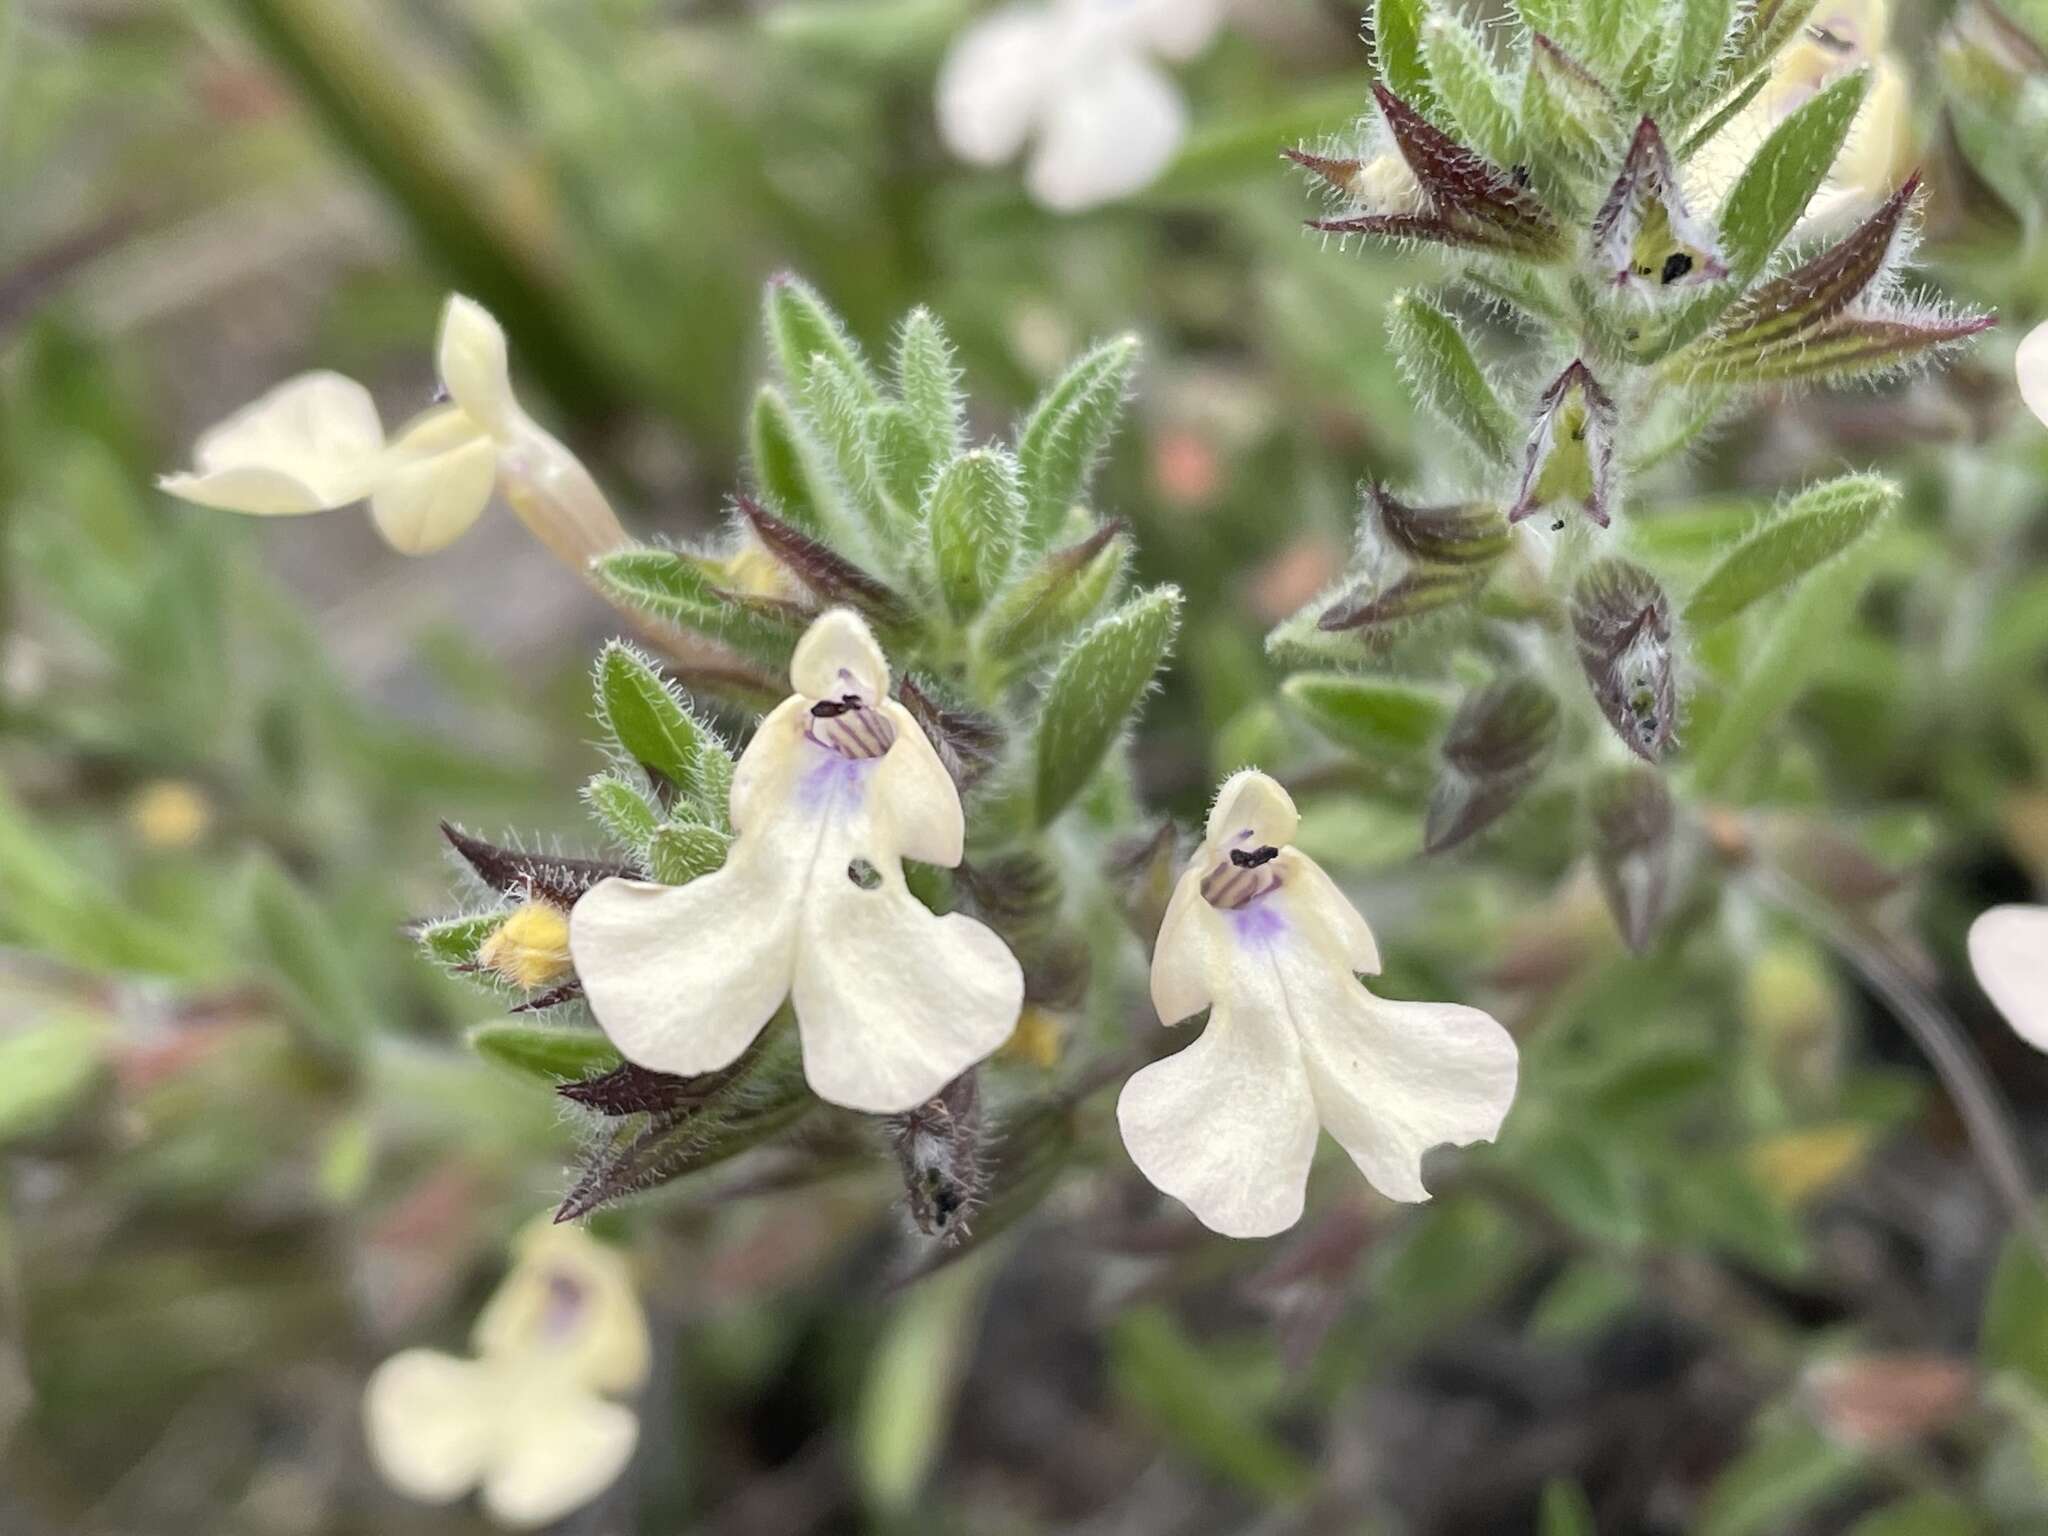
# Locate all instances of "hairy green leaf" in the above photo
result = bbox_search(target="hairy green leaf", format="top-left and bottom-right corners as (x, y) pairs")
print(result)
(1283, 673), (1450, 756)
(1015, 335), (1138, 541)
(1387, 292), (1522, 467)
(468, 1022), (622, 1085)
(1718, 71), (1869, 282)
(1683, 474), (1897, 628)
(928, 448), (1023, 620)
(1033, 587), (1181, 826)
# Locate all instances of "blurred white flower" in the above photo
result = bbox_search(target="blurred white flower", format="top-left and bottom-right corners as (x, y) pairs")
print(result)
(571, 608), (1024, 1114)
(1118, 770), (1519, 1238)
(1969, 905), (2048, 1052)
(161, 295), (626, 564)
(936, 0), (1228, 211)
(363, 1218), (650, 1530)
(1687, 0), (1913, 235)
(2019, 320), (2048, 428)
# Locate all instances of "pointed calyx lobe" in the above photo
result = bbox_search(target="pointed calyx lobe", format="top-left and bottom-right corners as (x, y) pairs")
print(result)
(1315, 487), (1509, 633)
(1296, 85), (1564, 258)
(442, 823), (636, 907)
(1673, 174), (1994, 383)
(1591, 119), (1729, 298)
(1511, 361), (1617, 529)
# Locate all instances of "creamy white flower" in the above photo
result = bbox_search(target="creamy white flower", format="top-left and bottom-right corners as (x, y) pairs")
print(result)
(1117, 770), (1519, 1238)
(1687, 0), (1912, 234)
(935, 0), (1227, 211)
(363, 1218), (650, 1530)
(570, 609), (1025, 1114)
(2019, 321), (2048, 428)
(161, 296), (626, 564)
(1969, 904), (2048, 1052)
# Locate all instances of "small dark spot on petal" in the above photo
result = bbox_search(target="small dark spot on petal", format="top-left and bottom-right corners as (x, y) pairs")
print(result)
(848, 858), (882, 890)
(1660, 251), (1695, 285)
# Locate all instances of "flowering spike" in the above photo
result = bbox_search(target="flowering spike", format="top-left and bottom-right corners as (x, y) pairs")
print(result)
(1510, 361), (1618, 528)
(1307, 85), (1565, 258)
(1590, 118), (1730, 299)
(1572, 558), (1679, 761)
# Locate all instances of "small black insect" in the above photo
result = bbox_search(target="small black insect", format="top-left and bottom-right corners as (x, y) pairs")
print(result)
(1660, 251), (1695, 285)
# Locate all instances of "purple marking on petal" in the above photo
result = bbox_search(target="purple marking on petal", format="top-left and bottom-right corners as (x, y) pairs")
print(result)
(1230, 897), (1288, 948)
(797, 744), (876, 813)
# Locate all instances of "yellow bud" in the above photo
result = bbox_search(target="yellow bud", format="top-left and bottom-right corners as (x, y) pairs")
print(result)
(478, 901), (574, 991)
(127, 779), (212, 851)
(999, 1005), (1066, 1070)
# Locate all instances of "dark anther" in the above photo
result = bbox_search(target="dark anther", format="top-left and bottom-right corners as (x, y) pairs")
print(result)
(1229, 844), (1280, 869)
(811, 697), (858, 718)
(1660, 251), (1694, 285)
(1552, 518), (1566, 532)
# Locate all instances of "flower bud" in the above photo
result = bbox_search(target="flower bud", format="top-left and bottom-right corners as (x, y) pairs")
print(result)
(1589, 765), (1678, 952)
(888, 1071), (985, 1244)
(477, 901), (575, 992)
(1424, 676), (1561, 854)
(1571, 558), (1678, 760)
(1512, 361), (1617, 529)
(1364, 485), (1512, 566)
(1590, 118), (1728, 301)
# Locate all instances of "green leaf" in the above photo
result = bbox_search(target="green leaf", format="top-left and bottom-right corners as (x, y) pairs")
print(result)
(805, 351), (896, 542)
(1845, 1495), (1980, 1536)
(248, 857), (378, 1058)
(415, 913), (500, 969)
(1014, 335), (1138, 541)
(855, 1248), (997, 1514)
(1522, 36), (1619, 181)
(1540, 1480), (1598, 1536)
(1373, 0), (1437, 109)
(980, 521), (1130, 663)
(1717, 71), (1869, 282)
(893, 306), (965, 463)
(1283, 673), (1450, 756)
(1684, 474), (1897, 628)
(766, 272), (879, 404)
(1387, 291), (1521, 467)
(583, 771), (661, 854)
(861, 400), (932, 525)
(1110, 1309), (1313, 1501)
(1655, 0), (1739, 117)
(927, 448), (1023, 620)
(647, 821), (732, 885)
(595, 641), (723, 800)
(748, 384), (830, 537)
(0, 1016), (105, 1145)
(1698, 1421), (1862, 1536)
(1691, 535), (1887, 790)
(1033, 587), (1181, 826)
(591, 549), (802, 669)
(467, 1022), (622, 1085)
(1982, 1224), (2048, 1395)
(1724, 0), (1821, 83)
(1423, 15), (1521, 166)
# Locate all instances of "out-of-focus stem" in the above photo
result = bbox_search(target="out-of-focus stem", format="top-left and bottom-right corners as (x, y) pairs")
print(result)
(226, 0), (625, 423)
(1751, 864), (2048, 1269)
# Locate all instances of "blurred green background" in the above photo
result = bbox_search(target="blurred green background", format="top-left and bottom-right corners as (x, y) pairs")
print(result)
(5, 0), (2048, 1531)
